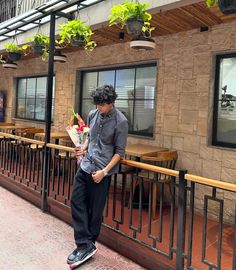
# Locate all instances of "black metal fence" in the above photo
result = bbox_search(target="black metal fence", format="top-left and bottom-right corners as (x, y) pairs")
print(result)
(0, 132), (235, 270)
(0, 0), (50, 22)
(0, 0), (17, 23)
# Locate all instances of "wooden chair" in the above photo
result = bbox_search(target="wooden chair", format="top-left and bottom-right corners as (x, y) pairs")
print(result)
(17, 128), (44, 149)
(21, 128), (44, 139)
(140, 150), (178, 219)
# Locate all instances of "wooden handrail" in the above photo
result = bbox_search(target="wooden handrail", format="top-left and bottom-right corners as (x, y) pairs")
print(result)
(46, 143), (74, 152)
(185, 174), (236, 192)
(1, 133), (235, 192)
(0, 132), (45, 146)
(121, 159), (179, 177)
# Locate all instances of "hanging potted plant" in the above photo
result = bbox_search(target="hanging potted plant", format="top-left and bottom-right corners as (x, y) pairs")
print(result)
(0, 55), (17, 69)
(26, 33), (50, 60)
(58, 18), (97, 51)
(3, 43), (28, 62)
(206, 0), (236, 14)
(109, 0), (153, 36)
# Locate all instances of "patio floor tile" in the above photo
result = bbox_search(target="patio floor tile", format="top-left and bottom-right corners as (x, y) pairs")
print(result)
(0, 186), (145, 270)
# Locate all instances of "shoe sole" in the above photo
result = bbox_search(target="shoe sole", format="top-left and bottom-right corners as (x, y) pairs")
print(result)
(67, 245), (97, 265)
(70, 248), (97, 269)
(67, 259), (73, 265)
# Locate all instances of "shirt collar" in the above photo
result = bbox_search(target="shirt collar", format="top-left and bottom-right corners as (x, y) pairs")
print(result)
(100, 106), (116, 119)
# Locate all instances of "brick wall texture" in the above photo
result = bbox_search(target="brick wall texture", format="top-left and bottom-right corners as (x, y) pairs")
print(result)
(1, 20), (236, 222)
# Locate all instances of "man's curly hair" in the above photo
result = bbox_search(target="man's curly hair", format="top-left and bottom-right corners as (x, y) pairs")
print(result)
(91, 85), (118, 105)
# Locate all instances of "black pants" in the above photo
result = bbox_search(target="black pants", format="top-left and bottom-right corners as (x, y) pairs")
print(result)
(71, 168), (111, 247)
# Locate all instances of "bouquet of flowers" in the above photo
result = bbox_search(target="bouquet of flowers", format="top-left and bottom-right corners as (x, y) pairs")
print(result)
(66, 108), (89, 164)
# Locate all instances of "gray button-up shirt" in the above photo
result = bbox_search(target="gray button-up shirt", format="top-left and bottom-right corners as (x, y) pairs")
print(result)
(80, 107), (128, 175)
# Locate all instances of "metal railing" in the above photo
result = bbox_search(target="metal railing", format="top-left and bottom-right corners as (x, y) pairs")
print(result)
(0, 132), (235, 270)
(16, 0), (49, 16)
(0, 0), (17, 23)
(0, 0), (49, 23)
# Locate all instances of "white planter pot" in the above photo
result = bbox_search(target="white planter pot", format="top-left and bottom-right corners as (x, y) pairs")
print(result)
(130, 39), (156, 50)
(2, 62), (17, 69)
(54, 54), (67, 63)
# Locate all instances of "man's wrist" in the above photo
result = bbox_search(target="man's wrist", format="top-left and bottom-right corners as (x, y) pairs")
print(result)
(102, 168), (108, 176)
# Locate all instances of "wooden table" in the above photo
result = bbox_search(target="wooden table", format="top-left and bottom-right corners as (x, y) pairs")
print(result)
(35, 131), (69, 144)
(125, 143), (168, 159)
(0, 122), (15, 126)
(125, 143), (168, 209)
(0, 125), (32, 132)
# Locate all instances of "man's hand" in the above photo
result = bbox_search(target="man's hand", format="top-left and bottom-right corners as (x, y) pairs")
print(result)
(74, 146), (86, 159)
(92, 170), (105, 183)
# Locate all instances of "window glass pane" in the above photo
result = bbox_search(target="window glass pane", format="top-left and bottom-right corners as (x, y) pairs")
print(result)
(25, 98), (35, 119)
(115, 69), (135, 100)
(81, 99), (95, 122)
(83, 72), (97, 98)
(35, 99), (45, 120)
(17, 99), (25, 118)
(51, 99), (54, 121)
(220, 58), (236, 98)
(136, 66), (156, 99)
(116, 100), (133, 132)
(133, 100), (154, 136)
(16, 76), (54, 122)
(53, 77), (55, 98)
(98, 70), (115, 86)
(26, 78), (36, 98)
(215, 56), (236, 145)
(36, 77), (47, 98)
(80, 64), (156, 137)
(18, 79), (27, 98)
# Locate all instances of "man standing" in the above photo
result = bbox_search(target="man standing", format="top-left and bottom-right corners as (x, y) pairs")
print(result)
(67, 85), (128, 269)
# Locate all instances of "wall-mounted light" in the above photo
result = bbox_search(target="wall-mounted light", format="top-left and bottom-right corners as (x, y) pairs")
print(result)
(119, 32), (125, 40)
(200, 26), (209, 32)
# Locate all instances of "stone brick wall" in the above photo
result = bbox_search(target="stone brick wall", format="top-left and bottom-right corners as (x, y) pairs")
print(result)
(1, 19), (236, 223)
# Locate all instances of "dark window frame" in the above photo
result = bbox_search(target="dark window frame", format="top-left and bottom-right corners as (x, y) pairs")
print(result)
(78, 62), (157, 138)
(15, 74), (55, 123)
(212, 53), (236, 148)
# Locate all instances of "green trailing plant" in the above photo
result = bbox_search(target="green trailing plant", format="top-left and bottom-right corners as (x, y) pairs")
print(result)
(26, 33), (50, 47)
(205, 0), (236, 15)
(3, 43), (29, 61)
(0, 55), (5, 63)
(206, 0), (218, 7)
(26, 33), (50, 61)
(4, 43), (28, 54)
(4, 43), (22, 53)
(58, 18), (97, 51)
(109, 0), (154, 36)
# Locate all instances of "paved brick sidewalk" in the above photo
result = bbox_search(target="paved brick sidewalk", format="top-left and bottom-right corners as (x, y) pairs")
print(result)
(0, 186), (145, 270)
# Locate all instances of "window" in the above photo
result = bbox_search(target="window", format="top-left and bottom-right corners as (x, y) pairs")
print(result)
(16, 76), (55, 121)
(80, 63), (157, 137)
(213, 53), (236, 147)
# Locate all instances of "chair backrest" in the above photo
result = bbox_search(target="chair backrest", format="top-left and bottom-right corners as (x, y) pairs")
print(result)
(18, 128), (44, 138)
(141, 150), (178, 170)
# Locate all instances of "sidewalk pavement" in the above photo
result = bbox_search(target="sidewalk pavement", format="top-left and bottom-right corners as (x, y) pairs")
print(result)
(0, 186), (145, 270)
